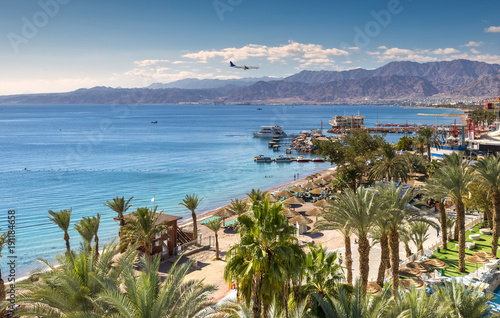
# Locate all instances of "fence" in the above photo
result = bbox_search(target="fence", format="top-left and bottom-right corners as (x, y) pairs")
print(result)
(384, 213), (483, 279)
(176, 234), (215, 256)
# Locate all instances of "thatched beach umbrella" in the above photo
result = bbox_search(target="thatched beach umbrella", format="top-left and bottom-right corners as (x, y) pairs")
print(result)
(289, 214), (313, 234)
(400, 278), (426, 290)
(306, 207), (323, 221)
(367, 282), (382, 295)
(315, 178), (329, 186)
(212, 207), (235, 223)
(267, 194), (277, 203)
(275, 190), (293, 198)
(289, 185), (305, 193)
(323, 174), (334, 182)
(281, 208), (299, 218)
(473, 251), (497, 259)
(303, 181), (320, 189)
(309, 188), (324, 196)
(422, 259), (447, 269)
(284, 196), (305, 207)
(399, 267), (422, 278)
(305, 175), (316, 181)
(406, 262), (431, 272)
(313, 199), (331, 209)
(465, 255), (489, 272)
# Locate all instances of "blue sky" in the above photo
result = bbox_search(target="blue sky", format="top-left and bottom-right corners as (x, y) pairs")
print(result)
(0, 0), (499, 94)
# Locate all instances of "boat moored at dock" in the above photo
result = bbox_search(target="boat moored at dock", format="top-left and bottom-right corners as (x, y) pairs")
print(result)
(254, 155), (272, 163)
(275, 155), (293, 163)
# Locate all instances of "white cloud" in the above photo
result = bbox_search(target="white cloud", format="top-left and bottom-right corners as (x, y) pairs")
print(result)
(346, 46), (360, 50)
(0, 77), (100, 95)
(377, 45), (388, 50)
(182, 41), (348, 68)
(464, 41), (483, 47)
(133, 59), (170, 67)
(432, 48), (460, 55)
(470, 48), (480, 54)
(450, 53), (500, 64)
(377, 47), (438, 63)
(366, 51), (380, 56)
(485, 26), (500, 33)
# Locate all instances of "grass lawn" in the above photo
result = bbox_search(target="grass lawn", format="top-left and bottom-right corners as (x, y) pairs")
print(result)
(431, 225), (500, 277)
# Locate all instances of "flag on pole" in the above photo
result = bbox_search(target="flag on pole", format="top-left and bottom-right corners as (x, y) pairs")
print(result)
(151, 197), (155, 202)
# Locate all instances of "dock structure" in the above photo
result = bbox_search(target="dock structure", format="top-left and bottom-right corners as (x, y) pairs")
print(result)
(329, 115), (366, 130)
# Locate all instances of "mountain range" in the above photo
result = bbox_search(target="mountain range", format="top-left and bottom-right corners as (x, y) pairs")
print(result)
(1, 59), (499, 105)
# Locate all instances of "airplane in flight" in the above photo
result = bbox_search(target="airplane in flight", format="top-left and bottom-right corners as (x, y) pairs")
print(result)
(229, 61), (259, 70)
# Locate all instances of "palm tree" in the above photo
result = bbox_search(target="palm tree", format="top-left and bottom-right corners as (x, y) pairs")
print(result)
(376, 183), (419, 296)
(314, 279), (393, 318)
(417, 127), (441, 162)
(391, 286), (447, 318)
(410, 220), (437, 252)
(399, 226), (413, 258)
(16, 242), (138, 317)
(432, 280), (495, 318)
(302, 244), (344, 300)
(0, 230), (9, 318)
(104, 196), (133, 227)
(99, 255), (216, 318)
(48, 208), (72, 254)
(119, 207), (170, 260)
(370, 223), (391, 287)
(371, 143), (408, 182)
(179, 194), (204, 243)
(204, 218), (223, 259)
(229, 198), (249, 216)
(74, 216), (94, 252)
(224, 197), (305, 318)
(427, 152), (476, 272)
(404, 152), (427, 176)
(314, 208), (354, 285)
(91, 214), (101, 260)
(331, 186), (383, 293)
(246, 189), (267, 204)
(474, 155), (500, 256)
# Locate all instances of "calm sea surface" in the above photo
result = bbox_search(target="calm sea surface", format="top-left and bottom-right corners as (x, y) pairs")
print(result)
(0, 104), (462, 276)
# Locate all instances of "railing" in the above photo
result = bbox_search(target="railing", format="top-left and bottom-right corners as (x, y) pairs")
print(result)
(176, 234), (215, 256)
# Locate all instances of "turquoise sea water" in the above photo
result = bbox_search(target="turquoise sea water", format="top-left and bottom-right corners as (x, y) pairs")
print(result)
(0, 104), (462, 277)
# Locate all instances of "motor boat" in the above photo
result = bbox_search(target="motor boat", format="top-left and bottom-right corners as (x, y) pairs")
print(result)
(254, 155), (272, 163)
(275, 155), (292, 163)
(253, 126), (287, 138)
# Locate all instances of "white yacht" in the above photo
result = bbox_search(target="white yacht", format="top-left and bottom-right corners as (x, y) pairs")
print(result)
(252, 126), (287, 138)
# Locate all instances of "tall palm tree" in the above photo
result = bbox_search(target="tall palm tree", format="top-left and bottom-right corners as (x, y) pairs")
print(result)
(204, 218), (223, 259)
(16, 242), (138, 317)
(474, 155), (500, 255)
(229, 198), (249, 216)
(427, 152), (476, 273)
(370, 223), (391, 287)
(119, 207), (170, 260)
(314, 208), (354, 285)
(48, 208), (72, 255)
(224, 197), (305, 318)
(371, 143), (408, 182)
(417, 127), (441, 162)
(99, 256), (216, 318)
(91, 214), (101, 260)
(399, 226), (413, 258)
(0, 230), (9, 318)
(404, 152), (427, 176)
(376, 183), (419, 296)
(104, 196), (133, 227)
(331, 186), (383, 293)
(74, 216), (94, 252)
(179, 193), (204, 243)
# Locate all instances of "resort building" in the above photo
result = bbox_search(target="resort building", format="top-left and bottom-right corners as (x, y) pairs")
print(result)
(328, 115), (366, 129)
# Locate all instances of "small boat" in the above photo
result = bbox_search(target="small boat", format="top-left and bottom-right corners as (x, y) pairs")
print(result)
(254, 155), (272, 163)
(275, 155), (292, 163)
(297, 156), (311, 162)
(151, 121), (158, 124)
(257, 108), (263, 110)
(312, 156), (325, 162)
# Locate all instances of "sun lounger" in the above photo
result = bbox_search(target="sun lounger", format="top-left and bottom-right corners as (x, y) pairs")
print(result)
(224, 219), (239, 228)
(200, 216), (220, 225)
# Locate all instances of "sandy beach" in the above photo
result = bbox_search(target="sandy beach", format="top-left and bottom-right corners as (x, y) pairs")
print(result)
(165, 167), (345, 301)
